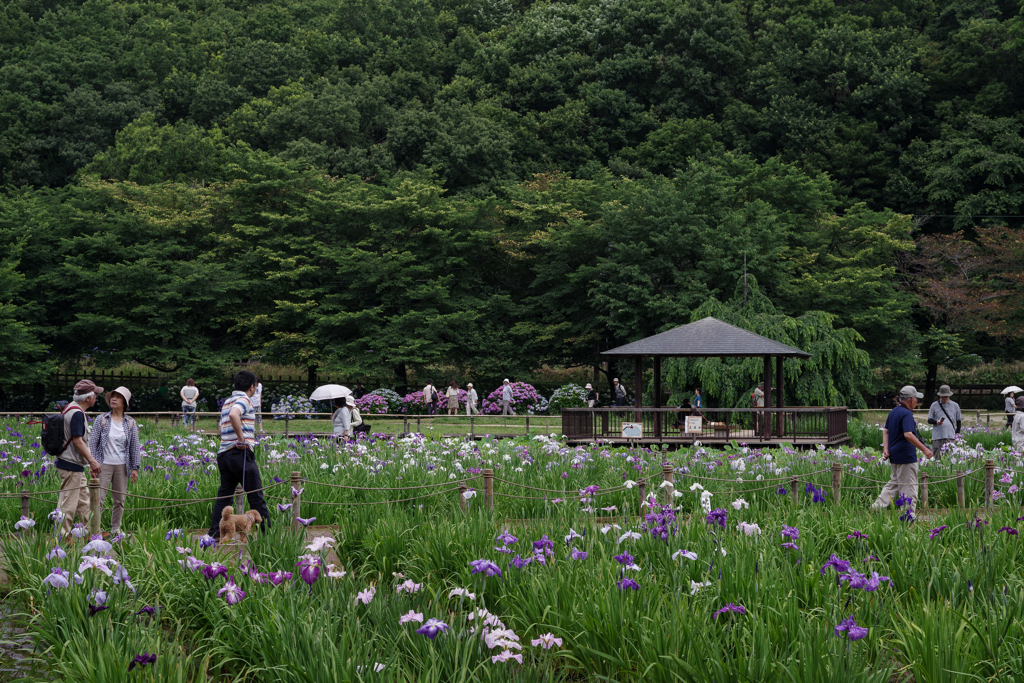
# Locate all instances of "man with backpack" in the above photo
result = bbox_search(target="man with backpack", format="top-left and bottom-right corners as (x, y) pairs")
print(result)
(423, 382), (438, 415)
(54, 380), (104, 536)
(613, 379), (627, 407)
(927, 385), (961, 459)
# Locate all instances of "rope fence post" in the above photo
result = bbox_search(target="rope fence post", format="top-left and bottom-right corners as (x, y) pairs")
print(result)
(790, 476), (798, 506)
(20, 484), (29, 519)
(470, 416), (475, 440)
(403, 415), (409, 435)
(921, 473), (929, 513)
(88, 479), (101, 536)
(525, 416), (529, 436)
(831, 464), (841, 508)
(483, 469), (494, 512)
(285, 416), (290, 438)
(290, 471), (302, 530)
(155, 412), (160, 427)
(417, 415), (421, 434)
(662, 464), (674, 504)
(957, 471), (965, 509)
(235, 485), (245, 512)
(976, 409), (981, 426)
(458, 482), (468, 512)
(985, 459), (995, 510)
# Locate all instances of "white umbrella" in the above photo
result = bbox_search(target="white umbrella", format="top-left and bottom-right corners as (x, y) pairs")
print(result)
(310, 384), (352, 401)
(1002, 386), (1023, 395)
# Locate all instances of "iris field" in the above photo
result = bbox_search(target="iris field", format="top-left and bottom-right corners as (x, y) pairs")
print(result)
(3, 417), (1024, 682)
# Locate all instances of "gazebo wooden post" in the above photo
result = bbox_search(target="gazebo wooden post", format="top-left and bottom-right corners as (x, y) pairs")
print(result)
(653, 356), (662, 439)
(633, 356), (643, 424)
(762, 355), (773, 439)
(776, 355), (785, 436)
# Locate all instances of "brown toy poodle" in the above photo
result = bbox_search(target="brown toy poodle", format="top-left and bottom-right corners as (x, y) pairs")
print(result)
(219, 506), (262, 543)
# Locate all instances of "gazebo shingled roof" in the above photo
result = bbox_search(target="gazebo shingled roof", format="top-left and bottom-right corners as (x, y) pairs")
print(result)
(602, 317), (810, 358)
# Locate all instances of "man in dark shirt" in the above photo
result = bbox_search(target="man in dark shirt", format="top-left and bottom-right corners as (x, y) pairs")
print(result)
(871, 385), (933, 515)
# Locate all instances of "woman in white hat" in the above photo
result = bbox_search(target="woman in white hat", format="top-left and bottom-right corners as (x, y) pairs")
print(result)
(466, 383), (479, 416)
(89, 386), (141, 535)
(349, 395), (371, 435)
(586, 383), (598, 407)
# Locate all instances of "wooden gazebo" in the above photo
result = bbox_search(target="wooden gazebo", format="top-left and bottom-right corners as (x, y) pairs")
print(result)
(562, 317), (849, 447)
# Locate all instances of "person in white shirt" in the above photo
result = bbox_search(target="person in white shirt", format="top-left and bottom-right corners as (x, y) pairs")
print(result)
(446, 381), (460, 415)
(466, 383), (479, 415)
(423, 382), (438, 415)
(927, 385), (961, 459)
(350, 396), (371, 434)
(1013, 397), (1024, 449)
(252, 379), (264, 432)
(1006, 391), (1017, 430)
(332, 397), (351, 438)
(180, 379), (199, 429)
(89, 386), (141, 535)
(500, 379), (515, 415)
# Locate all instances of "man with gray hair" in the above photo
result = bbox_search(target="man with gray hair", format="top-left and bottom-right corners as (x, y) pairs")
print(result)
(927, 385), (961, 459)
(55, 380), (104, 536)
(500, 379), (515, 415)
(872, 385), (933, 515)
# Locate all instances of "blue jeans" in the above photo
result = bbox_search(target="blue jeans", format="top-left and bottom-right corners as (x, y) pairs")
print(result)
(182, 404), (196, 426)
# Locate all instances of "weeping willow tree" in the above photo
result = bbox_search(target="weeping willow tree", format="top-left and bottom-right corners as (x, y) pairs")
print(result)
(663, 283), (871, 408)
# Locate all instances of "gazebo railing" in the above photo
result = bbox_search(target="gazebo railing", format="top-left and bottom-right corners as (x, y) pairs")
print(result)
(561, 407), (848, 443)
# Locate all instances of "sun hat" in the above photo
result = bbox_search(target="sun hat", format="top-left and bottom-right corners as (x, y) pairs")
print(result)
(110, 386), (132, 406)
(467, 383), (473, 388)
(585, 383), (592, 389)
(937, 385), (953, 397)
(613, 378), (619, 382)
(74, 379), (104, 395)
(345, 395), (356, 407)
(503, 378), (509, 383)
(899, 385), (924, 400)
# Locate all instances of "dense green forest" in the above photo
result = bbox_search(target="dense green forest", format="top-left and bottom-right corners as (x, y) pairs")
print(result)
(1, 0), (1023, 405)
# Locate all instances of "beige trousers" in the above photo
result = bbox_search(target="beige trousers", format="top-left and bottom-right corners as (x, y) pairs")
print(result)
(98, 463), (128, 530)
(57, 468), (90, 534)
(871, 462), (919, 512)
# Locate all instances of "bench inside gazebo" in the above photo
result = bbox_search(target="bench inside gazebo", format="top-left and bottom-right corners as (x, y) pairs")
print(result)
(562, 317), (849, 448)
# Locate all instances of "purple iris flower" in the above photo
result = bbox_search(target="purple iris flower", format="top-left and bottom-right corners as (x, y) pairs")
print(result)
(268, 570), (293, 585)
(998, 527), (1018, 536)
(134, 606), (157, 616)
(613, 553), (635, 565)
(533, 535), (554, 551)
(296, 517), (315, 527)
(780, 542), (800, 551)
(202, 563), (228, 581)
(839, 570), (868, 589)
(712, 603), (745, 619)
(899, 509), (914, 522)
(705, 508), (728, 530)
(863, 572), (892, 591)
(617, 577), (639, 590)
(296, 557), (321, 584)
(415, 618), (449, 640)
(199, 535), (217, 550)
(779, 526), (799, 541)
(278, 503), (293, 512)
(812, 487), (828, 503)
(128, 653), (157, 672)
(835, 616), (868, 640)
(847, 531), (868, 540)
(820, 553), (851, 575)
(571, 548), (588, 561)
(929, 525), (948, 539)
(894, 493), (913, 508)
(510, 555), (529, 569)
(776, 486), (787, 495)
(469, 559), (502, 577)
(496, 532), (517, 545)
(186, 480), (197, 493)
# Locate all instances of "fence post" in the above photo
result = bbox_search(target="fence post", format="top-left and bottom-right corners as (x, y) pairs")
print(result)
(525, 416), (529, 436)
(976, 409), (981, 426)
(416, 415), (421, 434)
(458, 483), (468, 512)
(235, 484), (245, 512)
(831, 464), (841, 508)
(986, 414), (991, 428)
(20, 484), (29, 519)
(483, 468), (494, 512)
(957, 471), (965, 509)
(638, 480), (647, 511)
(921, 473), (929, 513)
(662, 464), (674, 504)
(985, 459), (995, 511)
(403, 415), (409, 435)
(470, 416), (475, 440)
(290, 471), (302, 531)
(790, 476), (799, 506)
(155, 411), (160, 427)
(285, 416), (290, 438)
(88, 479), (101, 536)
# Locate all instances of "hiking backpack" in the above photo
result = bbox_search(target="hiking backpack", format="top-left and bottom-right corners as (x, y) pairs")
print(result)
(38, 405), (80, 456)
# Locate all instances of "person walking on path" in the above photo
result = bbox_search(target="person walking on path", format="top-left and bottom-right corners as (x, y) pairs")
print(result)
(752, 382), (765, 434)
(586, 383), (598, 408)
(927, 385), (961, 459)
(1006, 391), (1017, 430)
(694, 388), (703, 409)
(55, 380), (104, 536)
(89, 386), (140, 535)
(500, 379), (515, 416)
(332, 397), (351, 438)
(207, 371), (271, 540)
(1013, 397), (1024, 449)
(180, 379), (199, 429)
(423, 382), (438, 415)
(466, 383), (479, 415)
(872, 385), (933, 516)
(251, 378), (264, 433)
(613, 379), (627, 407)
(446, 381), (460, 416)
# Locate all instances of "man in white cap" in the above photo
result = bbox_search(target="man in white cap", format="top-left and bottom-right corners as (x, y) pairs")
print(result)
(927, 385), (961, 459)
(55, 380), (104, 535)
(613, 378), (626, 407)
(500, 379), (515, 415)
(872, 385), (932, 515)
(466, 383), (479, 416)
(586, 383), (598, 408)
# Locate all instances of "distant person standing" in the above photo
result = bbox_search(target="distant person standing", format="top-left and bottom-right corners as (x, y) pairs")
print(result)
(423, 381), (438, 415)
(466, 383), (479, 415)
(90, 386), (141, 535)
(500, 379), (515, 415)
(208, 371), (271, 539)
(332, 397), (351, 438)
(353, 380), (367, 400)
(752, 382), (765, 434)
(927, 385), (961, 459)
(613, 379), (627, 407)
(693, 388), (703, 409)
(1006, 391), (1017, 430)
(872, 385), (932, 515)
(446, 381), (460, 416)
(586, 383), (598, 407)
(180, 379), (199, 429)
(1013, 397), (1024, 449)
(251, 378), (264, 433)
(55, 381), (104, 536)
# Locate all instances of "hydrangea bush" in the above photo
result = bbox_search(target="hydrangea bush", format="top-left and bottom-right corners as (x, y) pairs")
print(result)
(368, 388), (404, 413)
(355, 394), (390, 415)
(547, 383), (588, 414)
(481, 382), (542, 415)
(271, 395), (315, 419)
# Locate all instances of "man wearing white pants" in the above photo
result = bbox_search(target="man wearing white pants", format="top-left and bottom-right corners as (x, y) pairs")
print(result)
(500, 379), (515, 415)
(466, 383), (479, 415)
(872, 385), (933, 515)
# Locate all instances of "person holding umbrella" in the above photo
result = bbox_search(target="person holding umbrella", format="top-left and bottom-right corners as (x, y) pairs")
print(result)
(309, 383), (354, 437)
(1004, 387), (1020, 430)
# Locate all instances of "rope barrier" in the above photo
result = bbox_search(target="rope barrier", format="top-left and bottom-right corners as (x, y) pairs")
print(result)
(678, 468), (831, 483)
(303, 487), (458, 507)
(305, 478), (477, 491)
(0, 484), (87, 498)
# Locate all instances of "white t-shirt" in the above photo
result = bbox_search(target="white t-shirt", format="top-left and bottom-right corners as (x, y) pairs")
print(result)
(252, 383), (263, 406)
(103, 418), (127, 466)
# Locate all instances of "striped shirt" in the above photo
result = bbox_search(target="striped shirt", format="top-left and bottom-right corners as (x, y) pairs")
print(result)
(219, 391), (255, 453)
